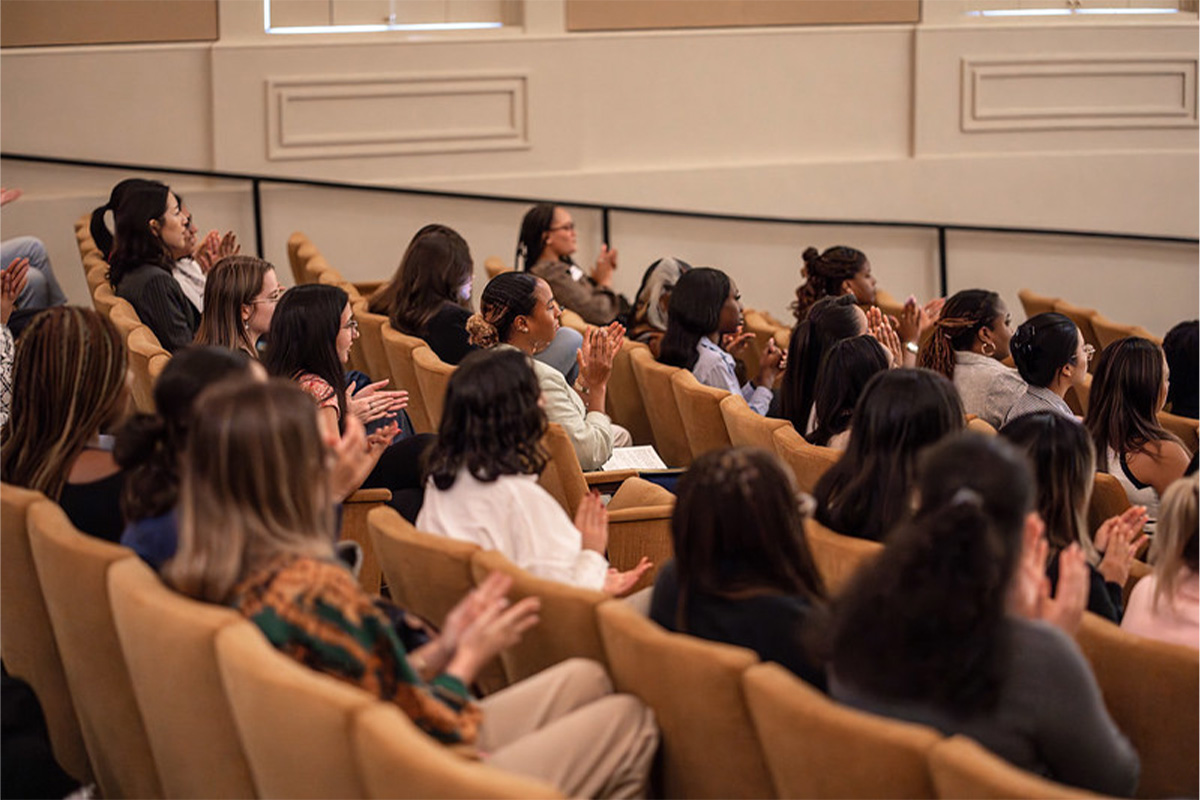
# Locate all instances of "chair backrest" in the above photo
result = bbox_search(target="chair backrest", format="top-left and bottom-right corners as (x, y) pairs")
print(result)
(1159, 410), (1199, 454)
(0, 484), (92, 783)
(216, 622), (370, 799)
(537, 422), (591, 518)
(743, 662), (940, 799)
(772, 425), (841, 494)
(341, 487), (392, 596)
(1065, 371), (1092, 417)
(353, 701), (561, 799)
(109, 300), (143, 339)
(91, 280), (119, 317)
(148, 352), (171, 386)
(483, 255), (511, 279)
(671, 368), (733, 459)
(804, 518), (884, 596)
(287, 231), (314, 285)
(965, 415), (997, 436)
(413, 344), (456, 430)
(1088, 472), (1131, 536)
(720, 393), (788, 451)
(629, 346), (692, 467)
(380, 325), (435, 433)
(352, 299), (392, 381)
(367, 506), (480, 628)
(1074, 613), (1199, 799)
(1092, 313), (1154, 351)
(27, 501), (163, 799)
(108, 557), (258, 799)
(74, 212), (99, 260)
(596, 601), (773, 799)
(470, 549), (609, 684)
(607, 339), (655, 445)
(927, 735), (1097, 799)
(1017, 288), (1060, 320)
(1052, 299), (1102, 371)
(127, 325), (169, 414)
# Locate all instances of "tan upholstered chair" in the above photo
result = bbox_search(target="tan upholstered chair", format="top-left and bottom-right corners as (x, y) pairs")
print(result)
(1075, 613), (1199, 799)
(559, 308), (588, 334)
(629, 346), (692, 467)
(671, 368), (733, 460)
(84, 253), (110, 293)
(27, 501), (162, 799)
(927, 735), (1100, 799)
(413, 345), (456, 430)
(743, 662), (940, 799)
(597, 601), (773, 799)
(484, 255), (511, 279)
(148, 352), (170, 386)
(353, 701), (561, 799)
(1053, 299), (1102, 370)
(721, 393), (788, 451)
(874, 287), (907, 321)
(287, 230), (317, 286)
(470, 549), (610, 684)
(1017, 288), (1060, 320)
(772, 425), (841, 494)
(607, 339), (655, 445)
(368, 507), (507, 694)
(1088, 472), (1131, 536)
(1065, 372), (1092, 417)
(1159, 410), (1198, 454)
(108, 558), (258, 799)
(743, 309), (785, 359)
(127, 325), (169, 414)
(108, 300), (143, 339)
(351, 299), (393, 384)
(965, 415), (997, 436)
(0, 485), (91, 783)
(804, 518), (883, 596)
(216, 623), (370, 799)
(342, 488), (393, 595)
(381, 326), (435, 433)
(1092, 313), (1159, 350)
(91, 280), (120, 318)
(536, 422), (639, 516)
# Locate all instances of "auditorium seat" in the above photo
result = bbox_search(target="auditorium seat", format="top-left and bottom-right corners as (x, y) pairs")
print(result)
(772, 425), (841, 494)
(412, 345), (456, 429)
(628, 346), (691, 468)
(380, 325), (435, 433)
(804, 518), (883, 596)
(671, 369), (733, 460)
(720, 393), (789, 451)
(927, 735), (1100, 799)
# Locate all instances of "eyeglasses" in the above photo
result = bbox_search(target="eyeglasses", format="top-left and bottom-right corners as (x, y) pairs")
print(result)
(548, 222), (576, 233)
(1083, 343), (1095, 362)
(252, 287), (287, 304)
(342, 319), (360, 331)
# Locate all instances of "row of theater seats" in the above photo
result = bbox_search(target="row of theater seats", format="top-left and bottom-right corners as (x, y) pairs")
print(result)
(9, 475), (1193, 800)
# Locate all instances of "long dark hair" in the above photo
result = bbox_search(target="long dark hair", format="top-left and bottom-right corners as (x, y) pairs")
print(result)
(106, 182), (175, 288)
(90, 177), (161, 258)
(791, 245), (867, 324)
(370, 224), (474, 331)
(671, 447), (827, 630)
(807, 335), (889, 447)
(778, 295), (864, 433)
(115, 346), (258, 523)
(424, 348), (548, 490)
(1162, 321), (1198, 416)
(918, 289), (1005, 380)
(658, 267), (730, 370)
(263, 284), (350, 426)
(814, 368), (964, 541)
(829, 433), (1033, 716)
(465, 271), (539, 347)
(1009, 312), (1079, 388)
(515, 203), (559, 270)
(1085, 336), (1180, 471)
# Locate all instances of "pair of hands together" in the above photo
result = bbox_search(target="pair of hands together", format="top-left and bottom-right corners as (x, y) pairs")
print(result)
(722, 327), (786, 388)
(576, 322), (626, 394)
(1, 257), (30, 325)
(574, 490), (654, 597)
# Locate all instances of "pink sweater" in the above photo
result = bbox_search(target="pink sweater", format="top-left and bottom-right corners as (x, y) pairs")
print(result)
(1121, 568), (1199, 650)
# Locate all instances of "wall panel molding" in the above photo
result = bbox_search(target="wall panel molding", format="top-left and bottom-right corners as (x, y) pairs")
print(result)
(265, 71), (529, 160)
(961, 55), (1197, 132)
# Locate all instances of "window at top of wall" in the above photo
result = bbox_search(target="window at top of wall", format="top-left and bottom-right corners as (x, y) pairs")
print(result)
(264, 0), (515, 34)
(958, 0), (1194, 19)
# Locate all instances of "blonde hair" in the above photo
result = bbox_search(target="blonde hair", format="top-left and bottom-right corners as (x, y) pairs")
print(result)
(165, 379), (334, 604)
(1, 307), (128, 500)
(1147, 475), (1199, 613)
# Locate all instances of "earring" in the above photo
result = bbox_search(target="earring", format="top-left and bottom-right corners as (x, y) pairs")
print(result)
(981, 340), (996, 357)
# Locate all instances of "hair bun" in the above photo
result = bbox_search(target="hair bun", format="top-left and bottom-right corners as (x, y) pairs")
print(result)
(113, 413), (168, 468)
(466, 313), (499, 348)
(802, 246), (819, 263)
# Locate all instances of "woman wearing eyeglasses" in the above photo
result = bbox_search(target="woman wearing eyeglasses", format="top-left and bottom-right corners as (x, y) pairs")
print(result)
(1003, 312), (1091, 426)
(193, 255), (283, 357)
(516, 204), (629, 326)
(265, 284), (430, 520)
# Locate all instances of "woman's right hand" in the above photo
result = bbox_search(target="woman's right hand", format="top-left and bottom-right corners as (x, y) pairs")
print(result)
(445, 589), (541, 685)
(602, 557), (653, 597)
(575, 491), (609, 553)
(1094, 505), (1149, 587)
(592, 244), (617, 287)
(866, 306), (903, 367)
(347, 380), (408, 424)
(1041, 543), (1088, 635)
(755, 339), (784, 388)
(577, 325), (618, 391)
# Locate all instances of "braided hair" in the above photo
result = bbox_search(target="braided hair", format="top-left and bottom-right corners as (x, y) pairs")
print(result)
(466, 271), (539, 347)
(918, 290), (1005, 380)
(791, 245), (867, 324)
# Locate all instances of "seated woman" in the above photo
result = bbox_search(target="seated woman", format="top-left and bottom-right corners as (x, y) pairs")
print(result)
(806, 335), (890, 450)
(99, 180), (200, 352)
(1086, 336), (1191, 531)
(517, 204), (627, 326)
(1000, 411), (1148, 623)
(164, 379), (659, 798)
(813, 368), (963, 542)
(658, 267), (783, 417)
(1123, 476), (1199, 648)
(650, 447), (828, 690)
(417, 347), (651, 593)
(918, 289), (1023, 428)
(264, 284), (430, 520)
(1004, 312), (1089, 425)
(466, 271), (629, 471)
(192, 255), (282, 356)
(828, 432), (1138, 796)
(1, 307), (130, 541)
(627, 256), (691, 356)
(1162, 321), (1198, 419)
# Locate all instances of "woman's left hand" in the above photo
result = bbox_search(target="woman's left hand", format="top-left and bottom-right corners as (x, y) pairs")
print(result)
(348, 379), (408, 424)
(602, 557), (653, 597)
(721, 325), (756, 358)
(866, 306), (903, 367)
(592, 244), (618, 287)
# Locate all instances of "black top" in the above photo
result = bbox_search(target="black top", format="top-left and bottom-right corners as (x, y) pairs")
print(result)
(115, 264), (200, 353)
(1046, 550), (1124, 623)
(419, 303), (475, 366)
(650, 559), (827, 690)
(59, 469), (127, 544)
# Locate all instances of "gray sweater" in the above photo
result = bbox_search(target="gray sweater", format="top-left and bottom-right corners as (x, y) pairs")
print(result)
(831, 618), (1139, 797)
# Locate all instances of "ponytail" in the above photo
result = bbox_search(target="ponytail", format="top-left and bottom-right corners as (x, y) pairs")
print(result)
(791, 245), (867, 324)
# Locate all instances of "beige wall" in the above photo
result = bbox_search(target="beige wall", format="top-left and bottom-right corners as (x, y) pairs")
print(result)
(1, 1), (1196, 330)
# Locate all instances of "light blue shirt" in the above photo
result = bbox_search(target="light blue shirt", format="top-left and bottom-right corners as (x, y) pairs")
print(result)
(692, 337), (773, 416)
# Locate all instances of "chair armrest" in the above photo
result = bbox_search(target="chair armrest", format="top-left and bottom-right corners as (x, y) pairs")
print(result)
(345, 488), (392, 505)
